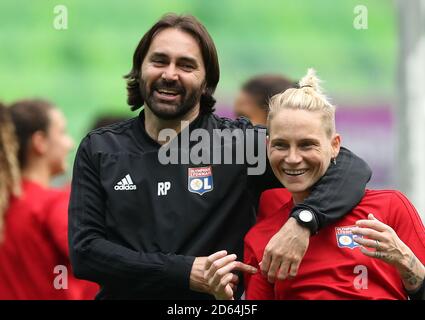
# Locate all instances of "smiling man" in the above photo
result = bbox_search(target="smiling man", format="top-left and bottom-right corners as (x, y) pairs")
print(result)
(139, 28), (205, 121)
(68, 14), (372, 299)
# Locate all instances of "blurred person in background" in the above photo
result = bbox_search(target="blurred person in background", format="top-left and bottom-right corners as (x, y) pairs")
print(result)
(204, 69), (425, 300)
(0, 99), (98, 299)
(234, 74), (296, 126)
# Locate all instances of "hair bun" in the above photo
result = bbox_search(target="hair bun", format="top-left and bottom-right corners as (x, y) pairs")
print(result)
(298, 68), (322, 94)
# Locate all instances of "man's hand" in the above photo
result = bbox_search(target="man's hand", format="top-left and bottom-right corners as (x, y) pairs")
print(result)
(190, 256), (211, 294)
(203, 250), (257, 300)
(261, 217), (310, 283)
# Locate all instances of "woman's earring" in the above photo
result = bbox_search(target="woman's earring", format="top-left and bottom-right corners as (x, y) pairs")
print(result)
(332, 157), (337, 165)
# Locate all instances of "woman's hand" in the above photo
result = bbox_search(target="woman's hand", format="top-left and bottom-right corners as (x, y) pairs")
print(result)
(352, 214), (425, 292)
(203, 250), (257, 300)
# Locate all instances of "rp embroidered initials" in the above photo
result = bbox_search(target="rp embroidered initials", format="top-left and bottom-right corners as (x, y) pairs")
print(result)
(158, 182), (171, 196)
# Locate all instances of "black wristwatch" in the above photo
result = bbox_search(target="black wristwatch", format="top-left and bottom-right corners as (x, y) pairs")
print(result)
(291, 208), (318, 235)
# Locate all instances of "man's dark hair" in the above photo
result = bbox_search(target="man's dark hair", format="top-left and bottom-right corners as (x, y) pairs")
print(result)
(9, 99), (54, 169)
(124, 13), (220, 114)
(242, 75), (297, 111)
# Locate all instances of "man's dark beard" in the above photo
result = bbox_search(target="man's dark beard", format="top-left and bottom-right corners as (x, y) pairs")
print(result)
(139, 78), (203, 120)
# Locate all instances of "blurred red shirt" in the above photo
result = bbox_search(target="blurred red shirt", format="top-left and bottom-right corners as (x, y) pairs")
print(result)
(244, 189), (425, 300)
(0, 180), (98, 299)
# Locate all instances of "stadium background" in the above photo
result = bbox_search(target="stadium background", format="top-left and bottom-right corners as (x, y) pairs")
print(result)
(1, 1), (422, 220)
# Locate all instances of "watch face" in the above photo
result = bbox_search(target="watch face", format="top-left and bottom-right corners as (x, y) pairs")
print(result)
(299, 210), (313, 223)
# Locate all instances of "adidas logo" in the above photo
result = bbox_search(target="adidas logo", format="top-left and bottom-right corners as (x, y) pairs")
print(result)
(114, 174), (137, 191)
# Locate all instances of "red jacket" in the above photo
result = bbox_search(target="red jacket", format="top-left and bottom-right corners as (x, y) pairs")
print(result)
(0, 180), (98, 299)
(244, 189), (425, 300)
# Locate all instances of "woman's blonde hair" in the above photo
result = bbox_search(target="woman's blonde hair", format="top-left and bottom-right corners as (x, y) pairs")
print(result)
(0, 103), (21, 243)
(267, 68), (336, 137)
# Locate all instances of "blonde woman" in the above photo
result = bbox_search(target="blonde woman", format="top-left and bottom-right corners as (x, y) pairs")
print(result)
(204, 69), (425, 300)
(0, 102), (21, 243)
